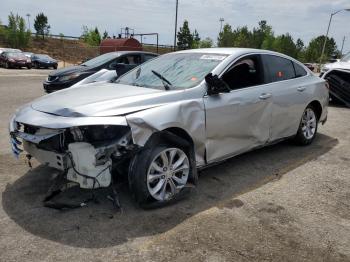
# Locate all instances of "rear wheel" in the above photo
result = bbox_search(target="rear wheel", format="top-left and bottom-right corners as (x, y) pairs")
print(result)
(129, 144), (191, 208)
(294, 105), (318, 145)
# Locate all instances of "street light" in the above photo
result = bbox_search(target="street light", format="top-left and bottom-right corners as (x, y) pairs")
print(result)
(219, 18), (224, 34)
(26, 13), (31, 31)
(320, 9), (350, 65)
(174, 0), (179, 51)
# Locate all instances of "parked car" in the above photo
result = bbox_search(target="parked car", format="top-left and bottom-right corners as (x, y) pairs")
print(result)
(304, 63), (315, 72)
(0, 48), (22, 55)
(322, 68), (350, 107)
(9, 48), (328, 208)
(31, 54), (58, 69)
(71, 69), (118, 87)
(43, 51), (158, 93)
(320, 52), (350, 77)
(0, 52), (31, 69)
(23, 52), (34, 58)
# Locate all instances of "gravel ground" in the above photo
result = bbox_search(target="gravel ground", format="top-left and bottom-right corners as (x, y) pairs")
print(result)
(0, 68), (349, 262)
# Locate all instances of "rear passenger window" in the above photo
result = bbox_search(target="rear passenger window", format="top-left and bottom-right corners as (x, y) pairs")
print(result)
(263, 55), (296, 83)
(293, 62), (307, 77)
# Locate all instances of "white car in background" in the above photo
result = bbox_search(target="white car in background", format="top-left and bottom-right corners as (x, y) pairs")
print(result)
(71, 69), (118, 87)
(321, 52), (350, 76)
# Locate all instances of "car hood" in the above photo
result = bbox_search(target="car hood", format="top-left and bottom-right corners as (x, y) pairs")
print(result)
(37, 58), (57, 63)
(49, 65), (93, 77)
(325, 61), (350, 70)
(31, 83), (183, 117)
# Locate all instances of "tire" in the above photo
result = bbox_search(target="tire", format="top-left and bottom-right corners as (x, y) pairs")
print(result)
(129, 143), (192, 208)
(27, 65), (32, 69)
(53, 65), (57, 70)
(5, 62), (9, 69)
(294, 105), (318, 145)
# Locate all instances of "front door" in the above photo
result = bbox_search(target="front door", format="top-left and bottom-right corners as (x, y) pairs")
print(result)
(204, 54), (272, 163)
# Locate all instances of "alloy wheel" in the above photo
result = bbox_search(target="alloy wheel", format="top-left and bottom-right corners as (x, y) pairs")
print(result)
(147, 148), (189, 201)
(301, 108), (317, 140)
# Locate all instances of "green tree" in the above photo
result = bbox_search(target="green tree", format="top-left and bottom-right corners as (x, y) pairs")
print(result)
(304, 36), (337, 63)
(272, 33), (298, 58)
(217, 24), (234, 47)
(177, 20), (193, 50)
(252, 20), (273, 49)
(102, 30), (109, 39)
(34, 12), (50, 39)
(82, 26), (101, 46)
(232, 26), (254, 47)
(6, 13), (31, 48)
(191, 29), (201, 48)
(198, 37), (213, 48)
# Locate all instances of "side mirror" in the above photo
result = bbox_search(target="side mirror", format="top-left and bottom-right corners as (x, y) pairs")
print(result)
(205, 73), (230, 95)
(115, 63), (128, 75)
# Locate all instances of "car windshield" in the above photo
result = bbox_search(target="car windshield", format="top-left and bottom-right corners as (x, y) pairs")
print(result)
(7, 52), (26, 58)
(37, 54), (52, 59)
(81, 53), (118, 67)
(340, 53), (350, 62)
(116, 52), (227, 90)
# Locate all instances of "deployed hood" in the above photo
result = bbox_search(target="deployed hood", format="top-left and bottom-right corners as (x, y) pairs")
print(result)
(324, 61), (350, 71)
(31, 83), (184, 117)
(49, 65), (93, 77)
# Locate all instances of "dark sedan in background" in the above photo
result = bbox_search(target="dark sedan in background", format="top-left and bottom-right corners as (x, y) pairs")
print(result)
(31, 54), (58, 69)
(43, 51), (158, 93)
(0, 52), (32, 69)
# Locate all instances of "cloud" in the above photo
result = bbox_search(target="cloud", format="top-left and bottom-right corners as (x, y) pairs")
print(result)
(1, 0), (350, 52)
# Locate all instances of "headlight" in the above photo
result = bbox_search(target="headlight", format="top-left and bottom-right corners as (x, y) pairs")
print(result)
(26, 59), (31, 63)
(59, 73), (81, 81)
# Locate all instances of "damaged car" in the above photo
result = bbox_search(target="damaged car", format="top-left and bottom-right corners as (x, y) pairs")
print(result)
(9, 48), (329, 208)
(322, 68), (350, 107)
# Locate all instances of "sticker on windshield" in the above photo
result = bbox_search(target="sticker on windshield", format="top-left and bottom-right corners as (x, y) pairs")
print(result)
(200, 55), (226, 61)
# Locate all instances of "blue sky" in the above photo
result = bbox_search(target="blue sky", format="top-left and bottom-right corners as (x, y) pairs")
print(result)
(1, 0), (350, 53)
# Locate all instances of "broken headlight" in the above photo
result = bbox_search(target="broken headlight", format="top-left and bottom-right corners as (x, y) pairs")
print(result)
(70, 125), (130, 143)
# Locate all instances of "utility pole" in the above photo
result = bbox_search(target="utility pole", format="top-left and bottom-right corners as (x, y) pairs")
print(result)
(219, 18), (224, 33)
(174, 0), (178, 51)
(341, 36), (346, 55)
(26, 13), (31, 30)
(320, 9), (350, 66)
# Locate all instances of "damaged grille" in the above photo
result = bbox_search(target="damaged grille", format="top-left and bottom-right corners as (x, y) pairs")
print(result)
(325, 70), (350, 107)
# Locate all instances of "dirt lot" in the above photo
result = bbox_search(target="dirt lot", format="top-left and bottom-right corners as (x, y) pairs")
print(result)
(0, 68), (349, 262)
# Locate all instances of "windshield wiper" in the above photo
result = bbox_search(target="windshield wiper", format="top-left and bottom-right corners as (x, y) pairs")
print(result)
(151, 70), (172, 90)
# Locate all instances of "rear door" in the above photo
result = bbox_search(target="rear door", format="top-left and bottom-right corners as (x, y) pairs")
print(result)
(204, 54), (273, 163)
(261, 54), (309, 140)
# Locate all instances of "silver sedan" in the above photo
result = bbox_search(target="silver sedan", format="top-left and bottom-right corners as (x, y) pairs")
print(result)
(9, 48), (329, 208)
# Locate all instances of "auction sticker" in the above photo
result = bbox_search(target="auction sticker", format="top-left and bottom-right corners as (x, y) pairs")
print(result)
(200, 55), (227, 61)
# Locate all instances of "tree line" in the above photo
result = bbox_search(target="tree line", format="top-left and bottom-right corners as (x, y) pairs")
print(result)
(0, 12), (51, 48)
(176, 20), (338, 63)
(0, 11), (340, 63)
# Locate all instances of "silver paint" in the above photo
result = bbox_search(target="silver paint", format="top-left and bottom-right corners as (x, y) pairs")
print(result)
(9, 48), (329, 170)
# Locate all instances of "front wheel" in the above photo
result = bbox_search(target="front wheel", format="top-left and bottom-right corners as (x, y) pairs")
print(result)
(129, 145), (191, 208)
(294, 106), (318, 145)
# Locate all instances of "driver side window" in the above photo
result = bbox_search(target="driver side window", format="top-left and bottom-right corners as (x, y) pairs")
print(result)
(221, 55), (265, 90)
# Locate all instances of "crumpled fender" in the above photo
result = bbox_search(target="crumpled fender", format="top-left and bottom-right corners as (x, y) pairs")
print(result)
(126, 99), (206, 166)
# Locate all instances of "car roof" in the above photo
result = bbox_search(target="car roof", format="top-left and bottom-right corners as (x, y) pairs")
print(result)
(176, 47), (290, 57)
(103, 51), (159, 56)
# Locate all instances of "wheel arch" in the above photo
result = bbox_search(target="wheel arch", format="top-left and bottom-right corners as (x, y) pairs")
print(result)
(142, 127), (198, 185)
(308, 100), (323, 121)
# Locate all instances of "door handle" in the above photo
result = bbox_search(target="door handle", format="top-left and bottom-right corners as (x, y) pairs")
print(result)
(259, 93), (272, 100)
(297, 87), (306, 92)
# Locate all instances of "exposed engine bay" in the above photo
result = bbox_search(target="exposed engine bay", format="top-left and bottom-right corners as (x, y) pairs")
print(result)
(11, 123), (136, 190)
